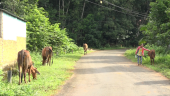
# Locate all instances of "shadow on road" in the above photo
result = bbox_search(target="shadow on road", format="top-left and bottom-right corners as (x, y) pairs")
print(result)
(134, 80), (170, 85)
(74, 65), (152, 74)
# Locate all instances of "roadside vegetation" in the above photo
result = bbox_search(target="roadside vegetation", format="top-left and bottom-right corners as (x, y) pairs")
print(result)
(125, 44), (170, 79)
(125, 0), (170, 79)
(0, 48), (94, 96)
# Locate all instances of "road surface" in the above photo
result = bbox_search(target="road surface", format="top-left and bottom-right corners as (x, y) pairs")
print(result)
(55, 49), (170, 96)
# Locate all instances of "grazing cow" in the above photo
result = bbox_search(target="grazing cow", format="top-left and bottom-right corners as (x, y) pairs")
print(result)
(42, 46), (53, 66)
(17, 50), (40, 85)
(27, 65), (39, 80)
(148, 49), (155, 65)
(83, 43), (88, 55)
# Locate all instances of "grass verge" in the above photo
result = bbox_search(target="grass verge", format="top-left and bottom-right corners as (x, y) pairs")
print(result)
(0, 48), (94, 96)
(125, 48), (170, 79)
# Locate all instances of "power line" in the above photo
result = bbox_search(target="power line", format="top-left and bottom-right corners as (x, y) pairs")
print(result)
(103, 0), (147, 17)
(85, 0), (145, 18)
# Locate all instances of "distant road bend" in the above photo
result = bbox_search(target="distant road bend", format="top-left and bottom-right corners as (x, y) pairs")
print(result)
(56, 49), (170, 96)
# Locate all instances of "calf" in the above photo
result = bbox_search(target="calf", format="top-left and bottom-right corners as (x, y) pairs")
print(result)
(148, 49), (155, 65)
(17, 50), (40, 85)
(83, 43), (88, 55)
(42, 46), (53, 66)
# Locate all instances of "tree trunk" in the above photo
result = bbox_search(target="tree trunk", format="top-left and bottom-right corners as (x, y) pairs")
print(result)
(66, 1), (70, 15)
(63, 0), (64, 15)
(81, 1), (86, 19)
(63, 0), (70, 28)
(59, 0), (60, 19)
(62, 0), (65, 29)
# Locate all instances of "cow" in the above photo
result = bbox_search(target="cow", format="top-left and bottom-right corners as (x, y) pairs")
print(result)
(83, 43), (88, 55)
(148, 49), (155, 65)
(17, 49), (40, 85)
(42, 46), (53, 66)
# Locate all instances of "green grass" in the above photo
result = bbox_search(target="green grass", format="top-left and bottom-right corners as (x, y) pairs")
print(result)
(0, 48), (94, 96)
(125, 48), (170, 79)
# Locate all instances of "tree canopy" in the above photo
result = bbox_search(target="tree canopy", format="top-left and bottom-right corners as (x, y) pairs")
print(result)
(140, 0), (170, 48)
(1, 0), (157, 49)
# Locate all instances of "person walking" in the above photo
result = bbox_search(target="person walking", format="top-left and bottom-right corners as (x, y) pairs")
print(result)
(135, 44), (150, 66)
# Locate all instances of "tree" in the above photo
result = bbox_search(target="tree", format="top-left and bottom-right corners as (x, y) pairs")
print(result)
(140, 0), (170, 48)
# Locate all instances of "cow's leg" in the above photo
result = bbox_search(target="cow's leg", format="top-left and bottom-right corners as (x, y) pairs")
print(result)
(42, 57), (46, 65)
(42, 59), (44, 65)
(48, 57), (51, 66)
(21, 72), (23, 83)
(23, 69), (27, 83)
(153, 58), (154, 65)
(28, 68), (31, 82)
(18, 66), (22, 85)
(21, 67), (25, 83)
(48, 57), (50, 66)
(46, 58), (48, 66)
(151, 59), (152, 65)
(45, 55), (49, 66)
(47, 57), (50, 66)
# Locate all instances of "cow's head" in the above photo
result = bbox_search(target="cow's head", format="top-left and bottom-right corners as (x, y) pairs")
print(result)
(30, 66), (40, 80)
(148, 51), (151, 56)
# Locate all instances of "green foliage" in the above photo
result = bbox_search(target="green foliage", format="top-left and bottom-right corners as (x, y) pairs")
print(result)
(105, 43), (110, 48)
(1, 0), (157, 49)
(0, 69), (4, 93)
(2, 0), (79, 53)
(24, 5), (78, 52)
(35, 0), (155, 48)
(140, 0), (170, 47)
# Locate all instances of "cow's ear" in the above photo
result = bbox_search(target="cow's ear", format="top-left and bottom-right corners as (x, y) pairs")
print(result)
(35, 69), (40, 75)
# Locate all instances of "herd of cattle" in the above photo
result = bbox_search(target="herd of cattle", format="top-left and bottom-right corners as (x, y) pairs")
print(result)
(16, 43), (157, 85)
(17, 43), (88, 85)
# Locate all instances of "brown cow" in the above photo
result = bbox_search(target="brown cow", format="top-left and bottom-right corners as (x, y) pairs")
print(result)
(42, 46), (53, 66)
(83, 43), (88, 55)
(148, 49), (155, 65)
(17, 50), (40, 85)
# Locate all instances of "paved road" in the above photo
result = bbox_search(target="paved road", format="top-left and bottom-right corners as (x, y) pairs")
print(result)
(55, 49), (170, 96)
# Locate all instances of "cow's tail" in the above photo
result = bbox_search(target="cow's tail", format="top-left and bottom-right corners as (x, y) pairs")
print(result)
(52, 50), (53, 64)
(21, 50), (24, 67)
(49, 48), (53, 64)
(21, 49), (24, 81)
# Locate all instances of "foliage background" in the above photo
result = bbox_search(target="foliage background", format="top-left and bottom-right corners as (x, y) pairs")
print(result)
(1, 0), (156, 49)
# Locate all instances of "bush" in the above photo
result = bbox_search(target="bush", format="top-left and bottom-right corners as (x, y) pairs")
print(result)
(105, 43), (110, 48)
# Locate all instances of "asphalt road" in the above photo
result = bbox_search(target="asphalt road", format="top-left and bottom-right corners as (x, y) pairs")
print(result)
(55, 49), (170, 96)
